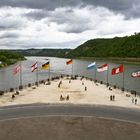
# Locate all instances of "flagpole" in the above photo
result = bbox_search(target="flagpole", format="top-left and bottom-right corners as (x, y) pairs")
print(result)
(122, 67), (125, 91)
(36, 61), (38, 85)
(49, 60), (50, 80)
(20, 61), (22, 87)
(107, 64), (109, 85)
(94, 67), (96, 81)
(72, 59), (73, 76)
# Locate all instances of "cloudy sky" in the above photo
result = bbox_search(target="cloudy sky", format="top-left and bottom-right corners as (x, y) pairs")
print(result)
(0, 0), (140, 49)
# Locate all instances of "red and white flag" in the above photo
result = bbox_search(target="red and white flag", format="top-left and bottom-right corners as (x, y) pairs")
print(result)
(131, 70), (140, 78)
(111, 64), (124, 75)
(31, 62), (38, 72)
(13, 64), (21, 75)
(97, 64), (108, 72)
(66, 59), (72, 65)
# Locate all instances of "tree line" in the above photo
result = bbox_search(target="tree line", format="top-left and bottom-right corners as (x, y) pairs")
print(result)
(0, 51), (25, 68)
(66, 33), (140, 58)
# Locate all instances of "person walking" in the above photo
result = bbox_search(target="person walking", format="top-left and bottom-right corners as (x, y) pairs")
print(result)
(110, 95), (112, 101)
(112, 95), (115, 101)
(135, 98), (137, 104)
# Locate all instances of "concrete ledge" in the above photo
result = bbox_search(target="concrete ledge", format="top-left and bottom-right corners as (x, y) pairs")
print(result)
(0, 116), (140, 140)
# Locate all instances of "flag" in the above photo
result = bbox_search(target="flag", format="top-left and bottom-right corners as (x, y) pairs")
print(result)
(111, 64), (124, 75)
(42, 61), (50, 70)
(66, 59), (72, 65)
(87, 62), (96, 70)
(13, 64), (21, 75)
(131, 70), (140, 78)
(97, 64), (108, 72)
(31, 62), (38, 72)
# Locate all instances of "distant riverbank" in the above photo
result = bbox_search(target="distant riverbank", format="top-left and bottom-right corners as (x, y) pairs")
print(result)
(0, 50), (25, 69)
(75, 57), (140, 65)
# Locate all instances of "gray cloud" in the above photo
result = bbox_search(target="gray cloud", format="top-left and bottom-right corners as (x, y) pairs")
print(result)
(0, 37), (81, 49)
(0, 1), (140, 49)
(23, 7), (91, 33)
(45, 8), (91, 33)
(0, 24), (20, 31)
(23, 10), (48, 20)
(0, 32), (19, 39)
(0, 19), (25, 31)
(82, 0), (140, 18)
(0, 0), (140, 18)
(0, 0), (78, 10)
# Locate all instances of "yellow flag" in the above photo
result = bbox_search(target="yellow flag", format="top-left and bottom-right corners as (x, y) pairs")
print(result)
(42, 62), (50, 70)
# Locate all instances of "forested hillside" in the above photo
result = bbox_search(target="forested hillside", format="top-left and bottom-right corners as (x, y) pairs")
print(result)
(66, 33), (140, 58)
(0, 51), (24, 68)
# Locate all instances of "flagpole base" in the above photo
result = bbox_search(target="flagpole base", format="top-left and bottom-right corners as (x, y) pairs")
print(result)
(113, 85), (116, 89)
(35, 82), (39, 86)
(121, 88), (124, 92)
(94, 80), (97, 83)
(100, 81), (103, 84)
(0, 90), (4, 96)
(28, 83), (31, 87)
(10, 88), (14, 92)
(19, 85), (23, 90)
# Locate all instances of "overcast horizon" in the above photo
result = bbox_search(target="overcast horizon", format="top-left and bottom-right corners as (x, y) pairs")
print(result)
(0, 0), (140, 50)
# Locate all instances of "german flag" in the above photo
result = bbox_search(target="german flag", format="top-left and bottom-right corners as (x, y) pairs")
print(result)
(42, 62), (50, 70)
(66, 59), (72, 65)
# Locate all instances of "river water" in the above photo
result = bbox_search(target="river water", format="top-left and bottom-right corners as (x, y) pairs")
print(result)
(0, 57), (140, 94)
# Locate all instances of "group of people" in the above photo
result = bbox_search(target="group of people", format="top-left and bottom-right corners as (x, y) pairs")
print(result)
(58, 80), (69, 101)
(11, 90), (19, 99)
(57, 77), (139, 106)
(110, 95), (115, 101)
(60, 95), (69, 101)
(81, 81), (87, 91)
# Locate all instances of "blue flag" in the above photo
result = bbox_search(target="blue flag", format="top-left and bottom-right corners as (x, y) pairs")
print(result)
(87, 62), (96, 70)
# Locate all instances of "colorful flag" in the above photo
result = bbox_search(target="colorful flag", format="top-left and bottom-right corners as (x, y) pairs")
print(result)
(131, 70), (140, 78)
(66, 59), (72, 65)
(87, 62), (96, 70)
(111, 64), (124, 75)
(13, 64), (21, 75)
(31, 62), (38, 72)
(97, 64), (108, 72)
(42, 62), (50, 70)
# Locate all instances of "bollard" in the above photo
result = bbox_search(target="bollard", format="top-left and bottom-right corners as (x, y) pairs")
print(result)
(0, 91), (4, 96)
(113, 85), (116, 89)
(121, 88), (124, 92)
(131, 90), (137, 97)
(19, 85), (23, 90)
(35, 82), (39, 86)
(106, 83), (109, 87)
(94, 80), (97, 83)
(100, 81), (103, 84)
(10, 88), (14, 92)
(28, 83), (31, 87)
